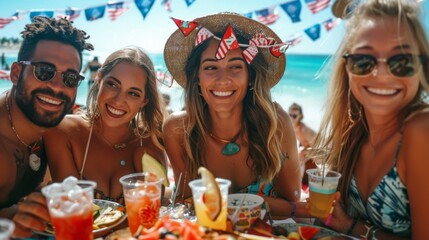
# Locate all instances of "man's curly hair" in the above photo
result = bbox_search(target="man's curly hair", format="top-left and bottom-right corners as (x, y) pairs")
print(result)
(17, 16), (94, 68)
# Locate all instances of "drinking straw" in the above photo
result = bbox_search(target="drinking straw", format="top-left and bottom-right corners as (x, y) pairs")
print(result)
(171, 172), (182, 206)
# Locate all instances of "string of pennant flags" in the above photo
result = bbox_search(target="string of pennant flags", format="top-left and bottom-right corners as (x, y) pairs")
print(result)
(0, 0), (342, 48)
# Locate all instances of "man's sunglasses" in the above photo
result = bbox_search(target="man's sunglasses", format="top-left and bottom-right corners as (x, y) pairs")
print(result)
(343, 53), (427, 78)
(20, 61), (84, 88)
(289, 113), (298, 119)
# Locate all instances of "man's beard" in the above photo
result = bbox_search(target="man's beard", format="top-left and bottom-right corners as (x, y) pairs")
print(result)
(14, 72), (76, 128)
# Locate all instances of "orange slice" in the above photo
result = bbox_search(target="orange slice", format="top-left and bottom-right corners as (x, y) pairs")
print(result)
(298, 226), (320, 240)
(198, 167), (222, 221)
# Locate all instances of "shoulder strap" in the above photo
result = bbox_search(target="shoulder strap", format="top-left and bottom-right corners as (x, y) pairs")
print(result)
(80, 123), (94, 180)
(393, 132), (403, 164)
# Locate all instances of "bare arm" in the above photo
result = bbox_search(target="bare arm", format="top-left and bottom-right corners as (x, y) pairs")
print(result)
(404, 113), (429, 240)
(44, 116), (82, 181)
(265, 105), (302, 216)
(162, 112), (192, 201)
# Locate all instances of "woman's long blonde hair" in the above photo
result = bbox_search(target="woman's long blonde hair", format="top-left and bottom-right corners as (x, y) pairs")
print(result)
(86, 46), (164, 149)
(313, 0), (429, 204)
(181, 36), (286, 182)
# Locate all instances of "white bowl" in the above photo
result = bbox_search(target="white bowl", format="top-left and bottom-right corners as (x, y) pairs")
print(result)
(227, 193), (264, 232)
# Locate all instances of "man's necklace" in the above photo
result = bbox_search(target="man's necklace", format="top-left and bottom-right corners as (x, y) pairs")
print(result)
(209, 132), (241, 156)
(5, 92), (41, 171)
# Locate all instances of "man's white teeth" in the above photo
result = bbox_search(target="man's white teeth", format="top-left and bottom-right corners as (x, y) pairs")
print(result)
(212, 91), (233, 97)
(107, 106), (125, 116)
(367, 87), (398, 95)
(38, 96), (61, 105)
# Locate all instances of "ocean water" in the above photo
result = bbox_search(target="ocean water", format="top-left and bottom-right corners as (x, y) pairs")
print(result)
(0, 53), (331, 130)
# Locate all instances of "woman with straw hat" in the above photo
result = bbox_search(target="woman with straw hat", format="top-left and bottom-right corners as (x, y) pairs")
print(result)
(163, 12), (302, 217)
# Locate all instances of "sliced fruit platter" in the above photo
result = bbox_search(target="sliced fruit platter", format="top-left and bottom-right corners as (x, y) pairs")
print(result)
(112, 216), (342, 240)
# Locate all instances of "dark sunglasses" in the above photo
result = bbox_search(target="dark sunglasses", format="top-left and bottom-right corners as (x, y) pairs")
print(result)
(289, 113), (298, 119)
(20, 61), (84, 88)
(343, 53), (426, 78)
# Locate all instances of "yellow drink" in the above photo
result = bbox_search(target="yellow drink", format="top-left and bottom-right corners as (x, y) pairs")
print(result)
(306, 169), (341, 218)
(194, 199), (227, 230)
(189, 178), (231, 231)
(308, 185), (336, 218)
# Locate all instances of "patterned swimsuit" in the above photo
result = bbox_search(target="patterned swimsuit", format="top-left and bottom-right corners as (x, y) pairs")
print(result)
(348, 136), (411, 237)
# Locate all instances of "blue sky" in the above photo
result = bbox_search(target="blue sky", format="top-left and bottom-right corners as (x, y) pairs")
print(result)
(0, 0), (428, 59)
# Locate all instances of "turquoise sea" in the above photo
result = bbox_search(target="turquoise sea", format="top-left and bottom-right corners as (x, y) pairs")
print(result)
(0, 53), (331, 130)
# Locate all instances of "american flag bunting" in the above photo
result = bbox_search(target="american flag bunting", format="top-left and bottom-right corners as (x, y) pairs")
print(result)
(242, 33), (276, 64)
(215, 25), (239, 60)
(172, 17), (198, 37)
(195, 27), (214, 46)
(57, 8), (80, 21)
(255, 7), (279, 25)
(107, 2), (129, 21)
(322, 18), (340, 31)
(305, 0), (331, 14)
(0, 18), (15, 29)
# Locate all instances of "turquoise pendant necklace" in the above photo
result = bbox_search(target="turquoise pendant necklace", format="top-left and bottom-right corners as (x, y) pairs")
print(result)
(210, 132), (241, 156)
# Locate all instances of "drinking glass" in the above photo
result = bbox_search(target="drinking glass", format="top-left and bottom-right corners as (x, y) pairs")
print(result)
(188, 178), (231, 230)
(42, 178), (96, 240)
(306, 168), (341, 218)
(0, 218), (15, 240)
(119, 172), (163, 235)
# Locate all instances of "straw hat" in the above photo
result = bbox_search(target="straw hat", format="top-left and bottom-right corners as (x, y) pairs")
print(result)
(163, 12), (286, 88)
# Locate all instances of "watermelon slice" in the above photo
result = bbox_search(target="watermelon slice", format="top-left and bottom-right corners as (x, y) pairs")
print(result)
(142, 153), (170, 187)
(298, 226), (320, 240)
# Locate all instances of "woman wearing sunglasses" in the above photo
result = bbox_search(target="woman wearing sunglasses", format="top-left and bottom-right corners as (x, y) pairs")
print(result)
(313, 0), (429, 239)
(44, 46), (166, 207)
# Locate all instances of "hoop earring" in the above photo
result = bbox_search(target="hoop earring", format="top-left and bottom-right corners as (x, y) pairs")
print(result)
(347, 89), (362, 125)
(134, 108), (145, 147)
(249, 84), (255, 105)
(91, 99), (101, 124)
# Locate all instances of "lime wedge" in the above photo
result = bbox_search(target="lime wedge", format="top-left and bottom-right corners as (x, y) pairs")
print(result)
(142, 153), (169, 187)
(198, 167), (222, 221)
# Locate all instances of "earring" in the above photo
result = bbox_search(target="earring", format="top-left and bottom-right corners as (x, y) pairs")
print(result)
(249, 84), (255, 105)
(91, 99), (101, 124)
(347, 89), (362, 125)
(133, 108), (145, 147)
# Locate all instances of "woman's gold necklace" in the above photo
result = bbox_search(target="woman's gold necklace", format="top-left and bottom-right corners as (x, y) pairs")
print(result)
(210, 132), (241, 156)
(5, 92), (41, 171)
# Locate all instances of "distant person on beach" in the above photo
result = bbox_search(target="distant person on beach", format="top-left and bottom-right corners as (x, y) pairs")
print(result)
(163, 12), (302, 217)
(82, 56), (101, 88)
(0, 16), (93, 238)
(312, 0), (429, 238)
(162, 93), (173, 116)
(288, 102), (317, 184)
(1, 52), (5, 67)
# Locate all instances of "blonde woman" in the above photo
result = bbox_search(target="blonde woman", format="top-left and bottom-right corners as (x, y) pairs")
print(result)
(45, 46), (166, 205)
(163, 13), (302, 217)
(314, 0), (429, 238)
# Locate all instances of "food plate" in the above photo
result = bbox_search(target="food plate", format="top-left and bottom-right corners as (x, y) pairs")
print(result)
(272, 222), (341, 239)
(33, 199), (127, 238)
